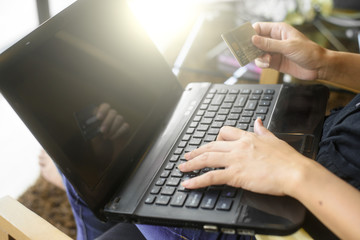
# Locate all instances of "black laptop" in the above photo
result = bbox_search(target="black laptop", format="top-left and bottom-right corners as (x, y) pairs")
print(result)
(0, 0), (329, 236)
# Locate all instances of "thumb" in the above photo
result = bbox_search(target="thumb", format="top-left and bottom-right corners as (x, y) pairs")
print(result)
(252, 35), (284, 53)
(254, 118), (273, 136)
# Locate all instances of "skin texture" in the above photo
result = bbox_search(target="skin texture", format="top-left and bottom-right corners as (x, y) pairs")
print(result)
(178, 22), (360, 239)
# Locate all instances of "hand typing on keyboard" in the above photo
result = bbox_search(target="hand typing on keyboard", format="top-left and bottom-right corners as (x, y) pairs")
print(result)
(179, 118), (307, 197)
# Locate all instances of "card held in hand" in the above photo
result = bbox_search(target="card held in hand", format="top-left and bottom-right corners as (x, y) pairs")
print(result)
(221, 22), (264, 67)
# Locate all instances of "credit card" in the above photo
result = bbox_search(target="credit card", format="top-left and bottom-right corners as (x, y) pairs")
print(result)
(221, 22), (264, 67)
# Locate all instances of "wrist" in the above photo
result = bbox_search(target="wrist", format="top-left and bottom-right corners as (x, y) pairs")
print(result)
(283, 156), (314, 198)
(317, 48), (337, 81)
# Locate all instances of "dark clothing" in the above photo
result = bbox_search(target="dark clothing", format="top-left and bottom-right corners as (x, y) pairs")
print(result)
(317, 94), (360, 190)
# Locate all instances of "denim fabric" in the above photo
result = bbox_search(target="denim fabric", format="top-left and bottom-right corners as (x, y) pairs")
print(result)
(136, 224), (251, 240)
(61, 174), (117, 240)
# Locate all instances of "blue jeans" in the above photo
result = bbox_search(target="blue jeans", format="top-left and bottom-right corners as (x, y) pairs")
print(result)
(61, 174), (117, 240)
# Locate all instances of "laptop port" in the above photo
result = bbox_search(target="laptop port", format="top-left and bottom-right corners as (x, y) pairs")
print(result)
(203, 225), (218, 232)
(221, 228), (236, 234)
(237, 229), (255, 236)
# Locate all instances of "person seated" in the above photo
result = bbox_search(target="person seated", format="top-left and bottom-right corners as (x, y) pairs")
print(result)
(46, 22), (360, 240)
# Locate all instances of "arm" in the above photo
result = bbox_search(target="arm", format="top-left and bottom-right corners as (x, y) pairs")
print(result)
(251, 22), (360, 92)
(179, 119), (360, 239)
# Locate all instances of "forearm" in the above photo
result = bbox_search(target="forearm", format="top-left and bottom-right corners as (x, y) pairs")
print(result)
(319, 50), (360, 92)
(288, 159), (360, 239)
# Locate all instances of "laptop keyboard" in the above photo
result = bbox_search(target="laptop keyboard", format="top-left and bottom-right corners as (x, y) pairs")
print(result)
(144, 86), (276, 211)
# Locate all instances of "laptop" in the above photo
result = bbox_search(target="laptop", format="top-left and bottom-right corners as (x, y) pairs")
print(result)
(0, 0), (329, 236)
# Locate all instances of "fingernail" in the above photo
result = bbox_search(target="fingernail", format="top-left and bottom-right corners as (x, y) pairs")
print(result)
(184, 152), (190, 160)
(182, 179), (191, 188)
(255, 59), (269, 68)
(252, 35), (260, 45)
(178, 163), (185, 171)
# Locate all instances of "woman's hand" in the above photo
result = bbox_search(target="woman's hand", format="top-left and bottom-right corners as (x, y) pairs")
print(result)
(179, 119), (308, 196)
(252, 22), (327, 81)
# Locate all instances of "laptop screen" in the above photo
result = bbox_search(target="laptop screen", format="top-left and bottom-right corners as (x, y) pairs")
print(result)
(0, 0), (182, 209)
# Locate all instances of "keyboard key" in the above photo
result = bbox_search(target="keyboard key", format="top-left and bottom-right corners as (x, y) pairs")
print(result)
(229, 89), (239, 94)
(236, 96), (248, 107)
(160, 170), (170, 178)
(262, 95), (273, 100)
(204, 135), (216, 142)
(237, 123), (248, 130)
(198, 124), (210, 131)
(221, 188), (237, 198)
(208, 128), (220, 135)
(155, 178), (166, 186)
(218, 109), (230, 115)
(169, 155), (179, 162)
(227, 113), (240, 120)
(265, 89), (275, 95)
(190, 121), (199, 128)
(167, 177), (181, 186)
(185, 146), (197, 153)
(151, 186), (161, 194)
(155, 195), (171, 206)
(178, 141), (187, 148)
(211, 95), (225, 105)
(241, 89), (251, 94)
(185, 191), (203, 208)
(182, 134), (191, 141)
(216, 197), (233, 211)
(224, 95), (236, 103)
(239, 117), (251, 123)
(178, 184), (190, 192)
(242, 111), (253, 117)
(145, 195), (156, 204)
(253, 89), (263, 94)
(186, 128), (195, 134)
(208, 106), (219, 112)
(259, 100), (271, 106)
(165, 163), (175, 170)
(256, 107), (268, 114)
(174, 148), (183, 155)
(171, 169), (184, 178)
(230, 107), (242, 114)
(215, 115), (226, 121)
(224, 120), (236, 127)
(201, 190), (220, 209)
(250, 95), (260, 100)
(193, 131), (206, 138)
(170, 192), (188, 207)
(161, 186), (176, 196)
(211, 122), (223, 128)
(204, 112), (216, 118)
(245, 100), (258, 111)
(189, 138), (202, 145)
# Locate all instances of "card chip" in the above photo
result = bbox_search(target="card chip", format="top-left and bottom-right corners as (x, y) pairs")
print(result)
(221, 22), (264, 67)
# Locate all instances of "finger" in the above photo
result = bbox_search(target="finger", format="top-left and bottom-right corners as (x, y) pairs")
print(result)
(108, 115), (125, 136)
(254, 118), (273, 137)
(179, 152), (229, 172)
(252, 22), (276, 37)
(182, 169), (228, 189)
(100, 109), (117, 135)
(184, 141), (233, 160)
(254, 54), (271, 68)
(252, 35), (284, 53)
(96, 103), (111, 120)
(110, 122), (130, 140)
(216, 126), (246, 141)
